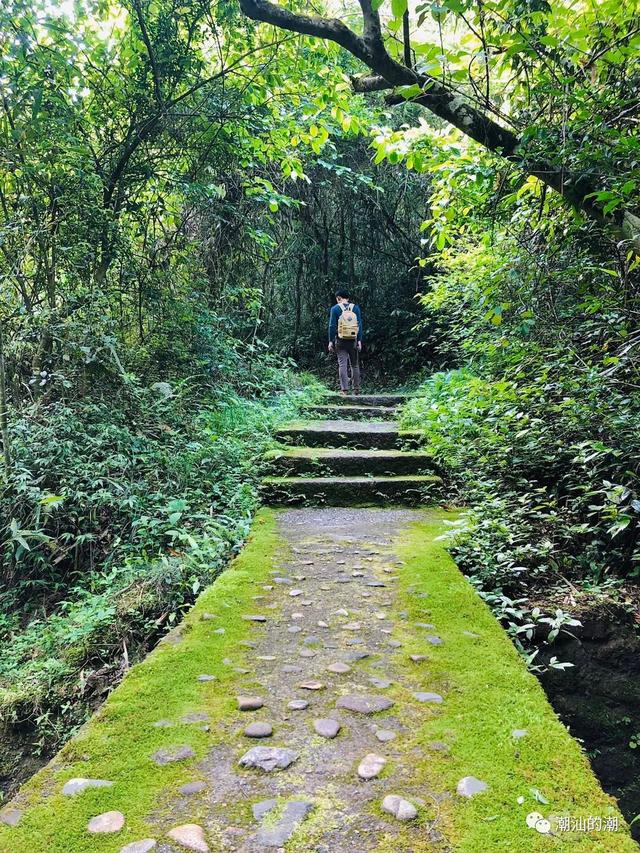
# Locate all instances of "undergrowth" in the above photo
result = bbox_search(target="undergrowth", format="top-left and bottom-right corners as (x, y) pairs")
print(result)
(0, 369), (324, 757)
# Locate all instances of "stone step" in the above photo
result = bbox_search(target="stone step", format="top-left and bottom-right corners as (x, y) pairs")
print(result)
(265, 447), (437, 477)
(276, 420), (421, 450)
(306, 405), (397, 419)
(261, 475), (442, 506)
(327, 393), (408, 407)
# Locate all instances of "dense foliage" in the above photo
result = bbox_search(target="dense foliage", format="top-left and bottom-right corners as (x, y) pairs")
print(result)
(401, 219), (640, 663)
(0, 0), (432, 762)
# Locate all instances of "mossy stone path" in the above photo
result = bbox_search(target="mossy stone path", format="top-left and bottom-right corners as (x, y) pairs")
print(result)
(0, 396), (635, 852)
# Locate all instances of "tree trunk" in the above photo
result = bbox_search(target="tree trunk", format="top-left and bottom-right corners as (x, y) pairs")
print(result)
(0, 320), (12, 474)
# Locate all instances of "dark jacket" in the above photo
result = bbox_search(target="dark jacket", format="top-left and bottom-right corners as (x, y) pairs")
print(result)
(328, 302), (363, 343)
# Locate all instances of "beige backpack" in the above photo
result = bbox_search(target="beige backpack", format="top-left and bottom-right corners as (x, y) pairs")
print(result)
(337, 303), (359, 340)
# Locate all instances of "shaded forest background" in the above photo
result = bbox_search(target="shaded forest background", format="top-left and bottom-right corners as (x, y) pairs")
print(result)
(1, 0), (640, 818)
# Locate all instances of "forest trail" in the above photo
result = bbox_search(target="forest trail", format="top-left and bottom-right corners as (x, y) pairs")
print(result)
(0, 396), (634, 852)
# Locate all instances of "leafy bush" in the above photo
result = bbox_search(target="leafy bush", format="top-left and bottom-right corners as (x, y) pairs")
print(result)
(0, 367), (323, 742)
(401, 228), (640, 665)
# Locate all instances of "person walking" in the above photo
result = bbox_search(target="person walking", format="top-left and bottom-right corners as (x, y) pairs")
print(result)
(328, 288), (363, 396)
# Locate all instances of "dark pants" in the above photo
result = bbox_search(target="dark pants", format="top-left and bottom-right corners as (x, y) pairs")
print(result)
(336, 340), (360, 392)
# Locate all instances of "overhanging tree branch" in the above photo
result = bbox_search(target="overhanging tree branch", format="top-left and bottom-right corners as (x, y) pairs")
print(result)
(238, 0), (639, 248)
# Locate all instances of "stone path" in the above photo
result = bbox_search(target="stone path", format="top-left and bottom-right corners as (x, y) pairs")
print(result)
(151, 507), (451, 851)
(2, 393), (633, 852)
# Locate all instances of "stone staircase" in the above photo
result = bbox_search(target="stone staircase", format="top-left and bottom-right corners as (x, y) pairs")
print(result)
(262, 393), (442, 506)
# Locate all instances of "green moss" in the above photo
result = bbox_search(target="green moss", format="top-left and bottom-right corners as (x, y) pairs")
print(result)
(1, 509), (633, 853)
(0, 510), (281, 853)
(385, 511), (635, 852)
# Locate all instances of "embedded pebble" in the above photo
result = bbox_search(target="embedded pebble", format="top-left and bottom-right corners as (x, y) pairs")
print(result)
(291, 613), (304, 620)
(197, 674), (216, 682)
(242, 614), (266, 622)
(244, 722), (273, 738)
(426, 635), (443, 645)
(257, 655), (277, 661)
(416, 622), (435, 629)
(369, 677), (392, 689)
(409, 655), (427, 663)
(120, 841), (157, 853)
(343, 622), (362, 631)
(299, 649), (317, 658)
(375, 729), (397, 743)
(335, 608), (349, 616)
(327, 662), (351, 674)
(289, 589), (304, 597)
(213, 628), (225, 635)
(358, 753), (387, 779)
(314, 718), (341, 738)
(382, 795), (417, 821)
(282, 664), (303, 673)
(180, 781), (207, 795)
(388, 640), (402, 648)
(151, 745), (195, 765)
(287, 699), (309, 710)
(200, 613), (216, 621)
(63, 778), (114, 796)
(317, 620), (329, 628)
(457, 776), (488, 797)
(336, 694), (393, 714)
(303, 635), (321, 645)
(0, 808), (22, 827)
(167, 824), (209, 852)
(288, 626), (302, 633)
(298, 681), (325, 690)
(87, 811), (125, 834)
(414, 692), (444, 703)
(239, 746), (298, 772)
(237, 695), (264, 711)
(512, 729), (528, 738)
(252, 799), (277, 820)
(274, 577), (292, 584)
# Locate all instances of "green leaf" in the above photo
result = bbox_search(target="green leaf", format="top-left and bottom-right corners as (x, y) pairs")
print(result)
(391, 0), (408, 18)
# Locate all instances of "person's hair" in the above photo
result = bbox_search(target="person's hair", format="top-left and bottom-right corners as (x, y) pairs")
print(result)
(335, 288), (350, 300)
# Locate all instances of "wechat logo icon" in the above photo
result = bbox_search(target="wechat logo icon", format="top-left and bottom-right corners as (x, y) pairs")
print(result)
(526, 812), (551, 834)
